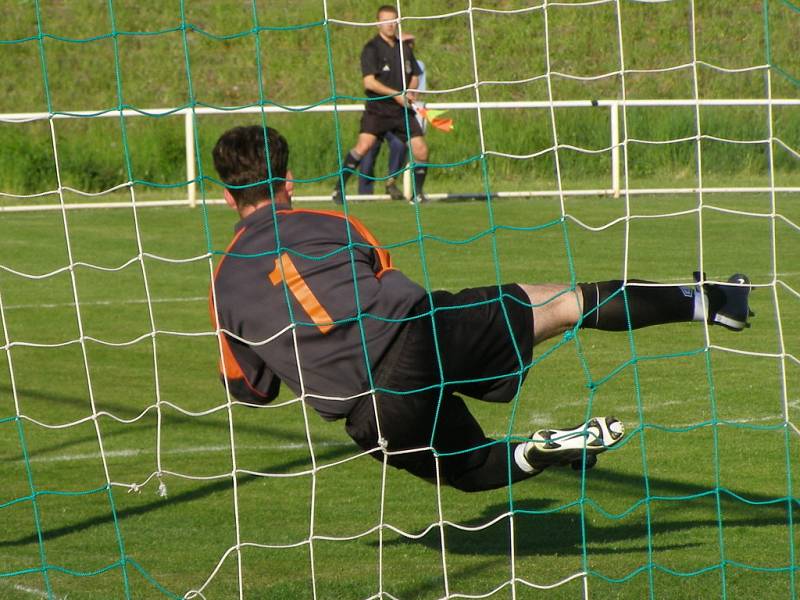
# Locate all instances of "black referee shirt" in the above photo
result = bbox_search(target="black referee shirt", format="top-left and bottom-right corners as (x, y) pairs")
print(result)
(361, 34), (421, 116)
(211, 205), (426, 420)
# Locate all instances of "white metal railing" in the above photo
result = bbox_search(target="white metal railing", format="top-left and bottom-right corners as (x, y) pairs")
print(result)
(1, 98), (799, 212)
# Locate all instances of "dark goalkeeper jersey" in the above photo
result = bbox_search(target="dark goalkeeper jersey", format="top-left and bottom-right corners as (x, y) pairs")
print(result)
(210, 205), (426, 420)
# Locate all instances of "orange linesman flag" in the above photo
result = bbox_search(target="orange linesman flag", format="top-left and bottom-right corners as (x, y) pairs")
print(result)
(415, 105), (454, 133)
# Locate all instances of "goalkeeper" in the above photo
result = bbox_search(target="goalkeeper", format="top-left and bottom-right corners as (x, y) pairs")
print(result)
(211, 125), (754, 493)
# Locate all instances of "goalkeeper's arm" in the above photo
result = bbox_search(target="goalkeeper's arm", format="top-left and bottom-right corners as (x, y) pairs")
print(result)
(222, 372), (280, 406)
(218, 333), (281, 405)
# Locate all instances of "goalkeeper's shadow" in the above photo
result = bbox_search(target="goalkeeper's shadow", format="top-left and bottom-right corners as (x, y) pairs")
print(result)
(378, 466), (795, 558)
(0, 445), (353, 549)
(1, 383), (307, 458)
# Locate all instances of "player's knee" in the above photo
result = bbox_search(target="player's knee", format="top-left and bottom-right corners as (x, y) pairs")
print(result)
(520, 284), (582, 344)
(355, 135), (377, 156)
(412, 143), (428, 162)
(354, 142), (371, 156)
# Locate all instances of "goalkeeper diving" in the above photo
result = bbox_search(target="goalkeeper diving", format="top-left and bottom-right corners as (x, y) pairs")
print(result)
(210, 125), (754, 492)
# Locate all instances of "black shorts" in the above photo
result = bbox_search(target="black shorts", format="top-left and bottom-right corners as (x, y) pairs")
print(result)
(360, 108), (424, 142)
(345, 284), (534, 482)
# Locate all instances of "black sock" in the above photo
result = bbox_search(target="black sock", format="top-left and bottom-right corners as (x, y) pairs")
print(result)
(413, 166), (427, 196)
(338, 151), (361, 187)
(446, 442), (535, 492)
(578, 280), (695, 331)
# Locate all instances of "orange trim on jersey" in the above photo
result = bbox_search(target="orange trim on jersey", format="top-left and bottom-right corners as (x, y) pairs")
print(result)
(276, 208), (393, 275)
(210, 227), (248, 380)
(218, 335), (245, 379)
(270, 253), (334, 334)
(219, 333), (269, 399)
(209, 227), (248, 328)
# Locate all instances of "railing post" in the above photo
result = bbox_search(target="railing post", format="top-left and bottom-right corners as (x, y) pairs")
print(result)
(185, 110), (197, 208)
(611, 101), (620, 198)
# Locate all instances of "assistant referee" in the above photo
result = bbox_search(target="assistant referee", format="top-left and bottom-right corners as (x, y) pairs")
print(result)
(333, 5), (429, 205)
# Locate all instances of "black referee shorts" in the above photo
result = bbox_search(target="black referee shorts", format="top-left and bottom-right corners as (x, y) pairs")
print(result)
(360, 108), (424, 142)
(345, 284), (534, 483)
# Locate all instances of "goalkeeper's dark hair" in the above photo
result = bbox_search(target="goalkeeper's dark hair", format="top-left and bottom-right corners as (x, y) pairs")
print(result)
(212, 125), (289, 207)
(377, 4), (397, 17)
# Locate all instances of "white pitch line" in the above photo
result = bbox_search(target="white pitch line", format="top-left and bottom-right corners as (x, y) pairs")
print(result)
(0, 581), (66, 600)
(502, 399), (799, 437)
(24, 441), (350, 465)
(4, 296), (207, 311)
(12, 584), (50, 599)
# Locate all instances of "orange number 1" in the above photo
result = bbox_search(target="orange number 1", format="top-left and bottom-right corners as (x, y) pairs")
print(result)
(268, 254), (334, 334)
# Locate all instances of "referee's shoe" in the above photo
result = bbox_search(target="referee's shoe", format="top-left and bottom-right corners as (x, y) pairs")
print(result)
(523, 416), (625, 472)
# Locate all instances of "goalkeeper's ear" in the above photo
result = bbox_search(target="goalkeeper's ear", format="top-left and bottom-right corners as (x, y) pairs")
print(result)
(286, 169), (294, 199)
(223, 188), (237, 210)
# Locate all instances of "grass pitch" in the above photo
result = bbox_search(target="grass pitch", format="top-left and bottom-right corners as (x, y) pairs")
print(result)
(0, 194), (798, 599)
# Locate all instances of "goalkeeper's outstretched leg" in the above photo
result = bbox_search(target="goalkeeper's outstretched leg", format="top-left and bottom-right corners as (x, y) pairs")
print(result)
(521, 272), (753, 345)
(343, 275), (753, 492)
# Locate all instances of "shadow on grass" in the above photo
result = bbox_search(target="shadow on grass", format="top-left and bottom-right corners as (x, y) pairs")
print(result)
(1, 384), (307, 459)
(378, 467), (796, 558)
(0, 444), (355, 549)
(384, 555), (508, 600)
(3, 386), (796, 568)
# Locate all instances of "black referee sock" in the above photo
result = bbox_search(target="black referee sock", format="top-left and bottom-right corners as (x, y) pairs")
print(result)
(578, 280), (697, 331)
(413, 166), (427, 196)
(337, 150), (362, 188)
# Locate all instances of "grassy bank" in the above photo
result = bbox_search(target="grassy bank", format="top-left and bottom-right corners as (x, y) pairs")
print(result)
(0, 1), (798, 198)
